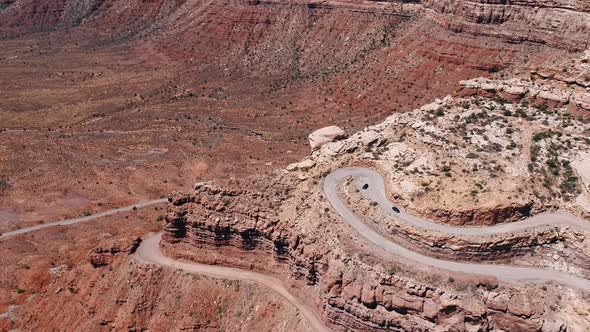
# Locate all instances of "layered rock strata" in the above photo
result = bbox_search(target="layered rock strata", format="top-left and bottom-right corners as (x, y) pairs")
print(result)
(163, 176), (588, 331)
(459, 49), (590, 113)
(421, 0), (590, 50)
(1, 0), (589, 51)
(162, 60), (590, 330)
(342, 181), (590, 278)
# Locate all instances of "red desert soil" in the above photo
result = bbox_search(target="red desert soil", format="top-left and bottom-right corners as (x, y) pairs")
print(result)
(0, 1), (540, 231)
(0, 0), (583, 330)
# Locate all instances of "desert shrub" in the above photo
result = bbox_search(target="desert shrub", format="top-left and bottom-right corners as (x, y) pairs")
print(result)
(493, 96), (510, 105)
(546, 159), (560, 175)
(560, 174), (578, 198)
(534, 103), (548, 113)
(533, 131), (556, 142)
(388, 267), (397, 275)
(530, 145), (540, 162)
(0, 178), (8, 191)
(484, 143), (503, 152)
(515, 108), (527, 118)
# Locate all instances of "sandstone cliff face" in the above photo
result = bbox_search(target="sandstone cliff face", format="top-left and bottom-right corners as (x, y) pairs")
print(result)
(164, 178), (322, 283)
(426, 203), (534, 226)
(0, 215), (310, 332)
(421, 0), (590, 49)
(2, 0), (589, 51)
(2, 1), (590, 331)
(161, 56), (590, 330)
(88, 237), (141, 268)
(342, 183), (590, 279)
(163, 177), (586, 331)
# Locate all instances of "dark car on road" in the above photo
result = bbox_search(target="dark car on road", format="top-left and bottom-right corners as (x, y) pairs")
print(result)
(391, 206), (400, 213)
(362, 183), (369, 190)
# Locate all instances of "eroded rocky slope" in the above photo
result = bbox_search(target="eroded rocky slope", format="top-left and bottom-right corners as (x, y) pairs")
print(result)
(2, 1), (590, 331)
(161, 51), (590, 331)
(422, 0), (590, 49)
(2, 0), (589, 52)
(1, 0), (535, 233)
(163, 164), (590, 331)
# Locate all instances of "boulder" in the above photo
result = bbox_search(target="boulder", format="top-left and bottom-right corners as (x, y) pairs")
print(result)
(542, 319), (566, 332)
(360, 130), (380, 147)
(420, 99), (444, 112)
(572, 92), (590, 110)
(286, 159), (316, 172)
(486, 292), (509, 312)
(342, 282), (362, 302)
(89, 237), (142, 268)
(507, 293), (537, 318)
(422, 299), (440, 321)
(360, 286), (377, 308)
(308, 126), (345, 150)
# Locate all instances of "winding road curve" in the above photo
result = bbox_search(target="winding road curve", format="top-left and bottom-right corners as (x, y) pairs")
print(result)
(324, 167), (590, 291)
(5, 167), (590, 330)
(0, 199), (168, 240)
(135, 233), (329, 332)
(0, 198), (329, 331)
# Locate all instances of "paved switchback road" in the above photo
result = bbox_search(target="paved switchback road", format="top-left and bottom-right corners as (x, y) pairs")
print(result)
(5, 167), (590, 330)
(324, 168), (590, 291)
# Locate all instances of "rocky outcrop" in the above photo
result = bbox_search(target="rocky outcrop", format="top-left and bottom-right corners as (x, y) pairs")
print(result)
(460, 49), (590, 113)
(164, 178), (326, 284)
(308, 126), (346, 151)
(160, 66), (590, 329)
(162, 175), (576, 331)
(426, 203), (534, 226)
(421, 0), (590, 50)
(460, 76), (590, 112)
(89, 237), (142, 268)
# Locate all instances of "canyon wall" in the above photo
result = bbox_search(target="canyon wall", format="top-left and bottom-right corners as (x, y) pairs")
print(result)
(1, 0), (589, 50)
(159, 64), (590, 329)
(421, 0), (590, 49)
(2, 1), (589, 331)
(162, 177), (576, 331)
